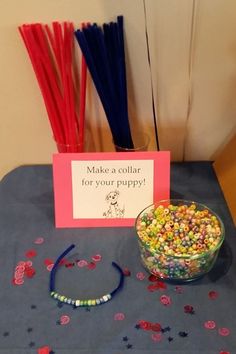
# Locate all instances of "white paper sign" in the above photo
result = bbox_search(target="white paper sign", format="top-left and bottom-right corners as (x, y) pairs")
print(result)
(71, 159), (154, 219)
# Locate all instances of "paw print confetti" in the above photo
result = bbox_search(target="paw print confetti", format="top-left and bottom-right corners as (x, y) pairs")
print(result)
(174, 286), (183, 294)
(218, 328), (230, 336)
(114, 312), (125, 321)
(179, 331), (188, 337)
(151, 333), (162, 342)
(160, 295), (171, 306)
(204, 320), (216, 329)
(161, 326), (171, 333)
(136, 272), (145, 280)
(184, 305), (195, 314)
(60, 315), (70, 325)
(12, 260), (36, 285)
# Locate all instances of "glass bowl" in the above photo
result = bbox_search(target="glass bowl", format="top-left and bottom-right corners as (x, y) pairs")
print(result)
(135, 199), (225, 283)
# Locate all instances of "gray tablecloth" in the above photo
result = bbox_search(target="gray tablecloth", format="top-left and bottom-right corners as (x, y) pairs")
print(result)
(0, 162), (235, 354)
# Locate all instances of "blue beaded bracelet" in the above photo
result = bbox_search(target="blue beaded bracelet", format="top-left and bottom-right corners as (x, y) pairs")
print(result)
(49, 244), (124, 307)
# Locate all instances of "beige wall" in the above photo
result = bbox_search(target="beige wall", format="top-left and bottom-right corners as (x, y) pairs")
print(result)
(1, 0), (236, 179)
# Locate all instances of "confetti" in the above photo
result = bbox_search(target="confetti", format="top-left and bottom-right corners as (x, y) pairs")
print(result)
(218, 328), (230, 336)
(204, 321), (216, 329)
(160, 295), (171, 306)
(60, 315), (70, 325)
(136, 272), (145, 280)
(92, 254), (102, 262)
(114, 313), (125, 321)
(34, 237), (44, 244)
(184, 305), (195, 314)
(208, 290), (218, 300)
(77, 260), (88, 268)
(25, 250), (37, 258)
(87, 262), (96, 270)
(151, 333), (162, 342)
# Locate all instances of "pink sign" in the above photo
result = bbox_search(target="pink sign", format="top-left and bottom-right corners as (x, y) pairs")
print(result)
(53, 151), (170, 228)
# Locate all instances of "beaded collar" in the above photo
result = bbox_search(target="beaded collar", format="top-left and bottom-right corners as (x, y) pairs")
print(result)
(49, 244), (124, 307)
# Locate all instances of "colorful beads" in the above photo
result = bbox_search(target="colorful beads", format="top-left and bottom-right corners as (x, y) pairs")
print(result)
(50, 291), (112, 307)
(136, 202), (224, 281)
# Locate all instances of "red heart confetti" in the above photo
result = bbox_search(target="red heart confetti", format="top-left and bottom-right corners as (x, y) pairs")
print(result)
(92, 254), (102, 262)
(123, 268), (131, 276)
(25, 249), (37, 258)
(25, 267), (36, 278)
(138, 320), (152, 330)
(148, 274), (158, 282)
(87, 262), (96, 270)
(151, 323), (162, 332)
(44, 259), (54, 266)
(147, 283), (160, 292)
(156, 281), (167, 290)
(208, 290), (218, 300)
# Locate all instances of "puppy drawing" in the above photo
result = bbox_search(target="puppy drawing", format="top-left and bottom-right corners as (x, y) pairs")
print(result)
(103, 190), (125, 218)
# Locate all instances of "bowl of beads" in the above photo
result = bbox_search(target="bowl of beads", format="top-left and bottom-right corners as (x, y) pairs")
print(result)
(135, 200), (225, 282)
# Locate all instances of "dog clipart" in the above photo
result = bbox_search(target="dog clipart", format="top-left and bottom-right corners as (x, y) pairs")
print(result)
(103, 190), (125, 218)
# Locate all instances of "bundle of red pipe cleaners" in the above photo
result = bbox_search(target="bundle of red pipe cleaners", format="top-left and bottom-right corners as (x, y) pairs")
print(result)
(19, 22), (87, 152)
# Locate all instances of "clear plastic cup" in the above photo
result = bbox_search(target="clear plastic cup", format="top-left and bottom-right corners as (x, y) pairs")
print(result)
(114, 132), (150, 152)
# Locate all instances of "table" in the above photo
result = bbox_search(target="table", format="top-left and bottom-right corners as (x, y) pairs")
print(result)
(0, 162), (235, 354)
